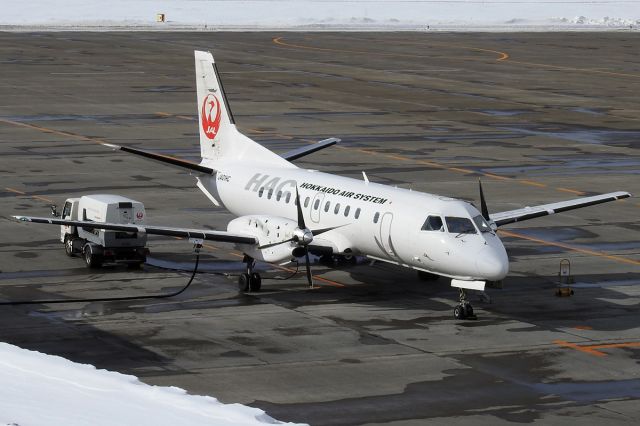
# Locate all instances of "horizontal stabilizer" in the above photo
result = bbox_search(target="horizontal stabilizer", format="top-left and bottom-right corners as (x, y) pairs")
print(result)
(281, 138), (340, 161)
(12, 216), (255, 245)
(101, 143), (215, 175)
(491, 191), (631, 227)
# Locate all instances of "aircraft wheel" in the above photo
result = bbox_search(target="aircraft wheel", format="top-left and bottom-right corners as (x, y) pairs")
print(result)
(453, 305), (466, 320)
(238, 273), (251, 293)
(83, 245), (102, 269)
(464, 304), (474, 318)
(64, 235), (75, 257)
(250, 273), (262, 292)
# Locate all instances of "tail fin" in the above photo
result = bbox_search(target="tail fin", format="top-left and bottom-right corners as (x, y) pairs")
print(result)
(194, 51), (291, 168)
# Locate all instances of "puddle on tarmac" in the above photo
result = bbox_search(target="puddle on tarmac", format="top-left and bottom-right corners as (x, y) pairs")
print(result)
(478, 110), (530, 116)
(532, 379), (640, 402)
(570, 107), (606, 116)
(499, 125), (640, 148)
(483, 155), (640, 176)
(572, 279), (640, 288)
(0, 269), (78, 280)
(1, 114), (160, 124)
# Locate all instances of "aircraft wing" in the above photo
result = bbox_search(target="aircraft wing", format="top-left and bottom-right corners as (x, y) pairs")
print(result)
(281, 138), (340, 161)
(101, 143), (215, 175)
(490, 191), (631, 227)
(12, 216), (256, 245)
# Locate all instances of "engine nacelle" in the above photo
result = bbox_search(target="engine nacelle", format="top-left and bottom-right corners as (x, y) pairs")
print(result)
(227, 215), (300, 263)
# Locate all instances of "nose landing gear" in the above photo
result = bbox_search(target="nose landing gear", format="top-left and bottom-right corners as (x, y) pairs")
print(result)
(453, 288), (477, 320)
(239, 255), (262, 293)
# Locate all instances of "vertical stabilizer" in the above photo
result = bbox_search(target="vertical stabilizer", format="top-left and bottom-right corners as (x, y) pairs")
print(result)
(194, 51), (291, 168)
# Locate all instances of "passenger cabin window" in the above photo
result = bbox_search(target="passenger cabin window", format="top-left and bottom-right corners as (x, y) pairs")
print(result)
(445, 217), (477, 235)
(344, 205), (350, 217)
(304, 197), (310, 208)
(373, 212), (380, 223)
(355, 208), (361, 219)
(421, 216), (443, 232)
(276, 191), (283, 201)
(268, 189), (273, 199)
(285, 192), (292, 204)
(334, 203), (341, 214)
(324, 201), (330, 212)
(473, 215), (492, 233)
(314, 199), (320, 210)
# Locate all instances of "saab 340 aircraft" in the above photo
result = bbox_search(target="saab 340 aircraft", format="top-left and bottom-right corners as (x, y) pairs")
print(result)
(14, 51), (631, 319)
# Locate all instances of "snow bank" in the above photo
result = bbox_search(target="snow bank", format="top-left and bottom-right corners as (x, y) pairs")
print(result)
(1, 0), (638, 31)
(0, 342), (305, 426)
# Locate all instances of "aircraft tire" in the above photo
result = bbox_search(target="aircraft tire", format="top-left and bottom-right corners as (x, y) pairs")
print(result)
(453, 305), (465, 320)
(250, 273), (262, 292)
(464, 304), (474, 318)
(238, 273), (251, 293)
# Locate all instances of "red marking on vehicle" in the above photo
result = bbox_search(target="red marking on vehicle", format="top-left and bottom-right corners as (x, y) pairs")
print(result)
(201, 93), (222, 142)
(136, 212), (144, 219)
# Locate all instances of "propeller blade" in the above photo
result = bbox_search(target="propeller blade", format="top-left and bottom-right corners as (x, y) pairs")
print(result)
(257, 237), (295, 250)
(304, 248), (313, 288)
(310, 225), (341, 236)
(479, 179), (490, 221)
(295, 186), (306, 230)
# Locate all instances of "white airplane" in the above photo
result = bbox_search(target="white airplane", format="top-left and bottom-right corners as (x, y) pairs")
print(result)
(14, 51), (631, 319)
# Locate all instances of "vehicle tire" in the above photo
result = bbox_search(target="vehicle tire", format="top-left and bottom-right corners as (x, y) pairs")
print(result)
(250, 273), (262, 292)
(64, 235), (75, 257)
(453, 305), (465, 320)
(83, 245), (103, 269)
(238, 273), (250, 293)
(127, 262), (143, 270)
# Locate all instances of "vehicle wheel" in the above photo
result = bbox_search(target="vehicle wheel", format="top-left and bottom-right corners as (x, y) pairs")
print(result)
(83, 245), (102, 269)
(453, 305), (465, 320)
(238, 273), (250, 293)
(250, 273), (262, 292)
(127, 262), (143, 270)
(64, 235), (75, 257)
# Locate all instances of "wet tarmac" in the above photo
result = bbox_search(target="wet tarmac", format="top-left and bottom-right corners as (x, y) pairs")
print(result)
(0, 32), (639, 425)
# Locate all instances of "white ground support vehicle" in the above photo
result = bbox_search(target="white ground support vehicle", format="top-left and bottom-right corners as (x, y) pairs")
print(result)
(57, 195), (148, 268)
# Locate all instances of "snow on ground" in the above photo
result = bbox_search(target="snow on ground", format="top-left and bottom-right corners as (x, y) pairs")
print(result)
(0, 0), (638, 31)
(0, 342), (305, 426)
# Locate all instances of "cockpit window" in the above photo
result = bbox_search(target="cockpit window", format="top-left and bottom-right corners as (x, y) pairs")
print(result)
(445, 217), (477, 235)
(473, 215), (492, 233)
(421, 215), (443, 231)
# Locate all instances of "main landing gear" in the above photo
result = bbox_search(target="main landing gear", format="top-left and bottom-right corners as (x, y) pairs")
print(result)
(453, 288), (477, 320)
(239, 255), (261, 293)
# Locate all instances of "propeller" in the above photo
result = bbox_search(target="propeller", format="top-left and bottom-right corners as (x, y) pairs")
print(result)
(478, 178), (490, 221)
(294, 187), (314, 288)
(258, 186), (338, 288)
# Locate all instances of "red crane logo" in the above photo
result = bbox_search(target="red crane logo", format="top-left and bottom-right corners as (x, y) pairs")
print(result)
(201, 93), (222, 142)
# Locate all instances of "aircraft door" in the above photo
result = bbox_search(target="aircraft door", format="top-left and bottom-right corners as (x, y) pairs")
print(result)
(310, 192), (324, 224)
(378, 212), (396, 257)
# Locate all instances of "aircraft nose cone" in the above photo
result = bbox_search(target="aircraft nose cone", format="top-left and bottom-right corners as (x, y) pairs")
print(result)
(475, 246), (509, 281)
